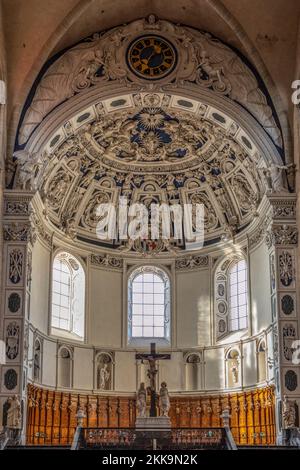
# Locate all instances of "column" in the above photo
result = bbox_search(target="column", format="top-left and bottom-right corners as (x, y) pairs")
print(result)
(1, 190), (35, 443)
(265, 194), (299, 443)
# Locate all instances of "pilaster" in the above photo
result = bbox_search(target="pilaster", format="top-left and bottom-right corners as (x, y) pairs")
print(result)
(1, 189), (35, 443)
(264, 194), (299, 442)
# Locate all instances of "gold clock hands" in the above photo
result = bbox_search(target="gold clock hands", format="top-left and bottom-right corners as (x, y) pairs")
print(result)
(140, 62), (149, 72)
(141, 46), (161, 68)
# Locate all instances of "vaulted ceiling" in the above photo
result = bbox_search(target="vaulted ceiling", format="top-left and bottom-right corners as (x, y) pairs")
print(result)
(2, 1), (298, 255)
(3, 0), (300, 147)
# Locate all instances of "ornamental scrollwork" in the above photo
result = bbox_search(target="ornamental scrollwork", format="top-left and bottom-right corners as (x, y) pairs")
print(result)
(4, 223), (35, 244)
(20, 98), (265, 252)
(90, 254), (123, 269)
(283, 324), (297, 361)
(271, 200), (296, 219)
(4, 200), (30, 216)
(175, 255), (209, 270)
(265, 225), (298, 247)
(17, 15), (281, 147)
(6, 321), (20, 360)
(279, 251), (294, 288)
(8, 249), (24, 285)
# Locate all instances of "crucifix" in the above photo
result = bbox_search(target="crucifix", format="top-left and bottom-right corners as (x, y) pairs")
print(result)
(135, 342), (171, 417)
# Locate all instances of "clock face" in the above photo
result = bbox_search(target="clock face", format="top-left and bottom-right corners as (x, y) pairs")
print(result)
(127, 35), (177, 80)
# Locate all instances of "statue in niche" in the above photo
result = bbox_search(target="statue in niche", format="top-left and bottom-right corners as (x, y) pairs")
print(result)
(136, 382), (147, 418)
(99, 363), (110, 390)
(33, 351), (40, 381)
(159, 382), (170, 417)
(6, 395), (22, 429)
(97, 354), (112, 390)
(231, 361), (239, 384)
(261, 164), (293, 193)
(282, 395), (297, 428)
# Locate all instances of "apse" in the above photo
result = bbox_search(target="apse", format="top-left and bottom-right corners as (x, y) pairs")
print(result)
(1, 7), (299, 451)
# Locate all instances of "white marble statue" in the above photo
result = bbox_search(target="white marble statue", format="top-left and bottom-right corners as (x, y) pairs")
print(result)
(136, 382), (147, 418)
(76, 405), (86, 427)
(99, 363), (110, 390)
(231, 362), (239, 384)
(261, 163), (293, 193)
(282, 395), (297, 429)
(6, 395), (22, 430)
(159, 382), (170, 417)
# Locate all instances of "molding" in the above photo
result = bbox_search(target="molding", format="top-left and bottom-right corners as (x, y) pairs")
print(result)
(265, 225), (298, 248)
(16, 16), (282, 150)
(90, 253), (123, 270)
(175, 254), (209, 271)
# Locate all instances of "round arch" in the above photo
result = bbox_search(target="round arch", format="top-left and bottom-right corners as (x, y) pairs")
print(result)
(7, 2), (291, 162)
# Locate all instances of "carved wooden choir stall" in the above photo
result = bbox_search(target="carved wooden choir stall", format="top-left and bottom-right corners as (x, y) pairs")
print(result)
(26, 384), (275, 446)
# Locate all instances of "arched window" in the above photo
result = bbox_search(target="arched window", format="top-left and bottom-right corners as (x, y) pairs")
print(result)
(51, 252), (85, 340)
(128, 266), (170, 343)
(228, 260), (248, 332)
(57, 346), (72, 388)
(215, 257), (248, 340)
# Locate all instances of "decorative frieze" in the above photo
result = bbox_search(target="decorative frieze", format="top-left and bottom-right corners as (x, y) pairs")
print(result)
(4, 200), (31, 216)
(90, 254), (123, 269)
(4, 222), (34, 243)
(265, 225), (298, 248)
(272, 200), (296, 219)
(266, 194), (296, 213)
(175, 255), (209, 270)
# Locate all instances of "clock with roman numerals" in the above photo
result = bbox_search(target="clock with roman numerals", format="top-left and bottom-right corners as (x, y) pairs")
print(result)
(127, 35), (177, 80)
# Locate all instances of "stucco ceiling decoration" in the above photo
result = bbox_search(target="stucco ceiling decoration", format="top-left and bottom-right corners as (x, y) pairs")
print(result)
(11, 15), (289, 254)
(20, 91), (267, 252)
(16, 14), (282, 149)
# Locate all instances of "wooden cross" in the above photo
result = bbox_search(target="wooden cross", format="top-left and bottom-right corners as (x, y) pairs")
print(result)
(135, 342), (171, 417)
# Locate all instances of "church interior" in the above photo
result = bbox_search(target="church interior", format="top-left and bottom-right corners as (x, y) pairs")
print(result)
(0, 0), (300, 452)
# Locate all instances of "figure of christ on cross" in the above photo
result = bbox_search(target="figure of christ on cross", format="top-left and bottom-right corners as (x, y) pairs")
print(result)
(135, 343), (171, 417)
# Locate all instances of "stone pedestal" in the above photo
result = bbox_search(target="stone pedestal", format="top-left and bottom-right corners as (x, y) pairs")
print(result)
(135, 416), (171, 449)
(135, 416), (171, 429)
(281, 428), (300, 447)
